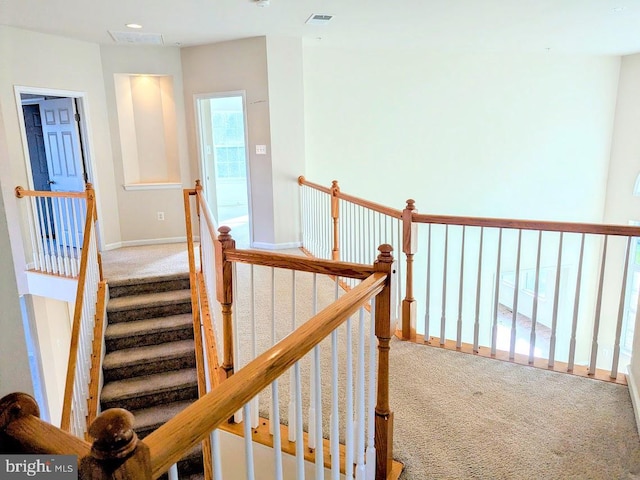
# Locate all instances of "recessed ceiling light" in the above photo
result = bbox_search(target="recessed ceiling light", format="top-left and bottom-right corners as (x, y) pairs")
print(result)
(125, 23), (143, 29)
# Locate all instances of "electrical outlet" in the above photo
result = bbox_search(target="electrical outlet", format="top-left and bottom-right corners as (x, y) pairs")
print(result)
(157, 212), (165, 221)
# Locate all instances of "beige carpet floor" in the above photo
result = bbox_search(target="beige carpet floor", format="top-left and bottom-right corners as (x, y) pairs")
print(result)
(102, 243), (640, 480)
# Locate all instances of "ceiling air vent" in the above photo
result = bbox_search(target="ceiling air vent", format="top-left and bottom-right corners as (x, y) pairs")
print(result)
(109, 30), (164, 45)
(306, 14), (333, 25)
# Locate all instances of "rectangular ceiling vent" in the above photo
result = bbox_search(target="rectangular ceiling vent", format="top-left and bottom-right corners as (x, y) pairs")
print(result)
(306, 14), (333, 25)
(109, 30), (164, 45)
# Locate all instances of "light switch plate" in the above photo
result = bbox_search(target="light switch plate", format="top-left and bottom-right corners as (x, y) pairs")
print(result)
(255, 144), (267, 155)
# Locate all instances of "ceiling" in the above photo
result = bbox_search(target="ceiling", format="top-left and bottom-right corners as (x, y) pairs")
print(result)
(1, 0), (640, 55)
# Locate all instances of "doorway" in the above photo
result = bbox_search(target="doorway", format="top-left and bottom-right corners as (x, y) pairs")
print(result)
(17, 88), (92, 248)
(195, 92), (251, 247)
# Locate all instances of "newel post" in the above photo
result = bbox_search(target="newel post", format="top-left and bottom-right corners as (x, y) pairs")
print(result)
(79, 409), (151, 479)
(331, 180), (340, 261)
(401, 199), (418, 340)
(215, 226), (235, 381)
(374, 244), (395, 480)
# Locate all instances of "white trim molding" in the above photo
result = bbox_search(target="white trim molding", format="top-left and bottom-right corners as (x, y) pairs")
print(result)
(627, 365), (640, 436)
(251, 241), (302, 250)
(104, 237), (188, 250)
(123, 182), (183, 191)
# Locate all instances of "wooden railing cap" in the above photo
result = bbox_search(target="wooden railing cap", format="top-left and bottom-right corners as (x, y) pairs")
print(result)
(14, 186), (24, 198)
(218, 225), (232, 240)
(88, 408), (138, 460)
(297, 175), (305, 185)
(0, 393), (39, 430)
(405, 199), (416, 210)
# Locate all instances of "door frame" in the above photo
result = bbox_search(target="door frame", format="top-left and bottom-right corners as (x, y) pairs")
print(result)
(193, 90), (253, 246)
(14, 86), (95, 191)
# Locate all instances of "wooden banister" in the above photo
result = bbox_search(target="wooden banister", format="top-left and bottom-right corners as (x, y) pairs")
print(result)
(15, 186), (86, 199)
(143, 271), (388, 478)
(225, 248), (377, 280)
(412, 212), (640, 237)
(298, 176), (403, 219)
(60, 184), (97, 432)
(216, 226), (236, 381)
(401, 199), (418, 340)
(1, 393), (90, 457)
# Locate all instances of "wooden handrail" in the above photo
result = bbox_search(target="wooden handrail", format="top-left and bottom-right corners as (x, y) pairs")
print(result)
(298, 175), (402, 219)
(60, 185), (97, 432)
(412, 212), (640, 237)
(15, 186), (87, 199)
(86, 281), (108, 432)
(143, 271), (388, 478)
(183, 186), (214, 480)
(225, 248), (377, 280)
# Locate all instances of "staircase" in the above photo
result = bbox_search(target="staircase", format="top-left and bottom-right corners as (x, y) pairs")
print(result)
(100, 273), (204, 479)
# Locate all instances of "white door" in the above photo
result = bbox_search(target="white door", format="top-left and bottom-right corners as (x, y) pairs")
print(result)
(39, 98), (86, 246)
(39, 98), (85, 193)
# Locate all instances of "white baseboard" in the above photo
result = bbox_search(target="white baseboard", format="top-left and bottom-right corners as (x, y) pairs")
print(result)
(104, 237), (188, 250)
(627, 364), (640, 436)
(251, 241), (302, 250)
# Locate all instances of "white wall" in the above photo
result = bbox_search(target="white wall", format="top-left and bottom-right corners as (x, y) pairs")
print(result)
(28, 296), (73, 427)
(100, 46), (190, 246)
(303, 48), (620, 223)
(181, 37), (276, 245)
(266, 37), (306, 246)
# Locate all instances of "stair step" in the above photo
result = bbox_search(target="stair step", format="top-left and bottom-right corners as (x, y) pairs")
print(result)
(107, 290), (192, 323)
(101, 369), (198, 411)
(132, 400), (194, 438)
(103, 340), (196, 381)
(105, 314), (194, 351)
(109, 273), (191, 298)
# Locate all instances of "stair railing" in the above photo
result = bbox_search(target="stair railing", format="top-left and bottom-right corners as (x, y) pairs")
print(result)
(0, 240), (395, 478)
(184, 180), (397, 479)
(298, 176), (640, 383)
(15, 186), (89, 277)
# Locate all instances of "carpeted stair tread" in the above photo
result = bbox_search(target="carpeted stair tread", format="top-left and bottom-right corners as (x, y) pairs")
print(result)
(132, 400), (194, 436)
(107, 289), (192, 313)
(106, 314), (193, 339)
(101, 369), (197, 404)
(103, 339), (195, 372)
(108, 272), (190, 288)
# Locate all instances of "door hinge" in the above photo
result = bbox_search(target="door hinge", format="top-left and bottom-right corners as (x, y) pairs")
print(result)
(75, 113), (81, 122)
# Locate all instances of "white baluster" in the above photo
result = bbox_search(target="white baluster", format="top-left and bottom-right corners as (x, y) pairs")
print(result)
(345, 316), (354, 479)
(589, 235), (609, 375)
(313, 345), (324, 479)
(288, 270), (297, 442)
(271, 380), (283, 480)
(270, 267), (276, 436)
(167, 464), (179, 480)
(211, 429), (223, 480)
(440, 225), (449, 345)
(330, 329), (340, 480)
(243, 403), (255, 480)
(250, 265), (259, 428)
(294, 362), (305, 480)
(365, 300), (377, 480)
(528, 231), (543, 364)
(457, 226), (466, 348)
(548, 232), (563, 368)
(510, 230), (523, 360)
(355, 307), (367, 480)
(612, 237), (632, 378)
(424, 224), (431, 342)
(308, 274), (318, 449)
(473, 227), (484, 353)
(491, 228), (503, 355)
(568, 234), (586, 371)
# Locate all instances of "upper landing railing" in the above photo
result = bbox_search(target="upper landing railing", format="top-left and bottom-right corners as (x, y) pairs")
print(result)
(299, 176), (640, 383)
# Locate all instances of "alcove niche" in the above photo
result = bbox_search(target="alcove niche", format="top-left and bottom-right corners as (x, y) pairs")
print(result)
(114, 74), (181, 190)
